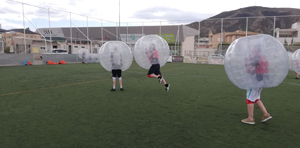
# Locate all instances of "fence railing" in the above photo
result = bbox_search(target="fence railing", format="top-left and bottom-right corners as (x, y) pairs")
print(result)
(1, 0), (300, 66)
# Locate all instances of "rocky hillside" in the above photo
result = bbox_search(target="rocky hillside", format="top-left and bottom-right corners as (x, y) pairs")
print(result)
(187, 6), (300, 37)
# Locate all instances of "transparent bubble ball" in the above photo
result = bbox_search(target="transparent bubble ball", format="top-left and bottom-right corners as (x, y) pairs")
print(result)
(85, 54), (95, 63)
(287, 51), (294, 71)
(99, 41), (133, 71)
(133, 35), (170, 69)
(78, 48), (90, 61)
(291, 49), (300, 74)
(92, 54), (100, 63)
(224, 34), (289, 89)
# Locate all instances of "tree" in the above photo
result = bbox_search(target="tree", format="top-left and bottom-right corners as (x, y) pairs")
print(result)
(4, 46), (10, 53)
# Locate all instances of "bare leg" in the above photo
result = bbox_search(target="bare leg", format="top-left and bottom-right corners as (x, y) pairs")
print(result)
(162, 79), (167, 85)
(150, 74), (159, 78)
(113, 79), (116, 88)
(150, 74), (167, 85)
(247, 103), (254, 121)
(119, 79), (122, 88)
(296, 73), (299, 78)
(255, 100), (268, 116)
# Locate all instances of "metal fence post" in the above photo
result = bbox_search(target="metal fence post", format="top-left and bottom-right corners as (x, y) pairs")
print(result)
(69, 12), (72, 53)
(159, 21), (161, 35)
(22, 3), (26, 54)
(220, 18), (223, 55)
(48, 8), (52, 49)
(273, 16), (276, 37)
(142, 22), (144, 35)
(126, 22), (128, 44)
(246, 17), (248, 36)
(87, 16), (90, 52)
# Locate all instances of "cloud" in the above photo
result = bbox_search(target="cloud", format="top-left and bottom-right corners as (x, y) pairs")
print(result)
(0, 19), (24, 29)
(0, 0), (217, 29)
(131, 6), (214, 22)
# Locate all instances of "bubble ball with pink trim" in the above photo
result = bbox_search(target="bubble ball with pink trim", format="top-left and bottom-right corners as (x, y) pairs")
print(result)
(224, 34), (289, 89)
(133, 35), (170, 69)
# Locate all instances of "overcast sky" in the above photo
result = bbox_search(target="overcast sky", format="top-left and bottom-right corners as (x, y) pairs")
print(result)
(1, 0), (300, 30)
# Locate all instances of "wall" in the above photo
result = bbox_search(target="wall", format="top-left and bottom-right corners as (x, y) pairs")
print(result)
(0, 54), (34, 66)
(181, 36), (195, 56)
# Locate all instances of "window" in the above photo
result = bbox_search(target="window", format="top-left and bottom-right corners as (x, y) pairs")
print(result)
(279, 34), (293, 38)
(81, 46), (86, 48)
(74, 45), (79, 48)
(58, 50), (67, 53)
(40, 46), (46, 50)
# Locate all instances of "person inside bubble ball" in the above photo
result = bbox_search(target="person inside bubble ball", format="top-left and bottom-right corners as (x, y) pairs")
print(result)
(241, 54), (272, 125)
(296, 73), (299, 79)
(110, 47), (124, 91)
(146, 43), (170, 92)
(82, 52), (87, 64)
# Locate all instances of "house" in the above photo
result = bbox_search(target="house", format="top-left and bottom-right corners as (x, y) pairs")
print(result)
(275, 22), (300, 45)
(208, 30), (259, 48)
(1, 28), (42, 53)
(183, 30), (260, 57)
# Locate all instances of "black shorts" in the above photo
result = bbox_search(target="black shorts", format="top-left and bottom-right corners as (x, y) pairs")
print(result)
(112, 69), (122, 77)
(147, 64), (161, 75)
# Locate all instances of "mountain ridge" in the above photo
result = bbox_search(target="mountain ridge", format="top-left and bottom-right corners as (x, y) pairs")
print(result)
(187, 6), (300, 37)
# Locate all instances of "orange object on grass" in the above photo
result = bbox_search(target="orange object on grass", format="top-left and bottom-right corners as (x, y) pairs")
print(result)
(26, 61), (32, 65)
(59, 60), (66, 64)
(47, 60), (55, 65)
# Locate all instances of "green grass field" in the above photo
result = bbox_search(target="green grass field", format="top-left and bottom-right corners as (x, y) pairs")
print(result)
(0, 62), (299, 148)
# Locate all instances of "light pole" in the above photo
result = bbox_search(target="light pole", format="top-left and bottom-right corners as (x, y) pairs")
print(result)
(118, 0), (121, 41)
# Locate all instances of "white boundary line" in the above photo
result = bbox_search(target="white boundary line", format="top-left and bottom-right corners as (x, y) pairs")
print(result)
(126, 71), (300, 86)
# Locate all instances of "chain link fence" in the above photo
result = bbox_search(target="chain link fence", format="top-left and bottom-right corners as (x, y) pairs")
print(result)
(1, 1), (300, 66)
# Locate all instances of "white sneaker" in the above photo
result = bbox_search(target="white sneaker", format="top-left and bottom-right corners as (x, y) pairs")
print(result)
(165, 84), (170, 92)
(159, 76), (163, 84)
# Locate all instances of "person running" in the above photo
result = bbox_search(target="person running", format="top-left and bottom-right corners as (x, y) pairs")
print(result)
(146, 43), (170, 92)
(295, 73), (299, 79)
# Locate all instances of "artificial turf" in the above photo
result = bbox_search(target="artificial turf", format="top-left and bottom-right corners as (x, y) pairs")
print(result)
(0, 62), (299, 147)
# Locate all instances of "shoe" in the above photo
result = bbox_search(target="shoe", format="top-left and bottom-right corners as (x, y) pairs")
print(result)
(110, 88), (115, 91)
(261, 114), (272, 122)
(158, 76), (163, 84)
(165, 84), (170, 92)
(295, 77), (299, 79)
(120, 88), (124, 91)
(241, 118), (255, 125)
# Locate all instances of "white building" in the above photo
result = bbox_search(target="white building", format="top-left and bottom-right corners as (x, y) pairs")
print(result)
(37, 25), (198, 56)
(275, 22), (300, 45)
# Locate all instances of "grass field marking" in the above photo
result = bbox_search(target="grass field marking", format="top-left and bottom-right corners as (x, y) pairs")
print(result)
(126, 71), (300, 87)
(161, 67), (187, 72)
(283, 82), (300, 86)
(126, 71), (228, 79)
(0, 78), (110, 97)
(126, 67), (187, 76)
